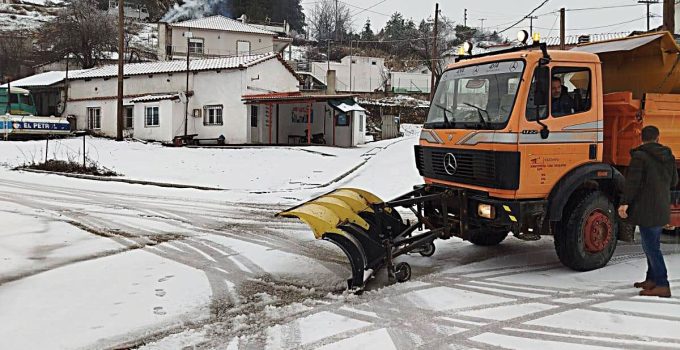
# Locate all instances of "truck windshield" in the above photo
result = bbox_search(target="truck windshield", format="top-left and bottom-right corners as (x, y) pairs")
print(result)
(425, 60), (525, 130)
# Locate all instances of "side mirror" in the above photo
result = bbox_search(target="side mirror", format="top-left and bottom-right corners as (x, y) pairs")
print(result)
(534, 65), (550, 107)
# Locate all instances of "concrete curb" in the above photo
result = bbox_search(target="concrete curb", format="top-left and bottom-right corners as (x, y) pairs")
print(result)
(19, 168), (224, 191)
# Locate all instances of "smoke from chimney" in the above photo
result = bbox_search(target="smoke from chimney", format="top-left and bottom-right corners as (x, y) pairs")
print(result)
(162, 0), (231, 23)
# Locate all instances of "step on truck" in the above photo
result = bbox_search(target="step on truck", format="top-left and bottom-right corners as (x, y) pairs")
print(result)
(277, 31), (680, 291)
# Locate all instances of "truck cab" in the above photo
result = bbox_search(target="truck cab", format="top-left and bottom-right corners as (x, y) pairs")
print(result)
(0, 87), (38, 116)
(417, 36), (680, 271)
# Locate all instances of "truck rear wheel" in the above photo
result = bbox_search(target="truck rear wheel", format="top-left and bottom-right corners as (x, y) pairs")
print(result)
(554, 191), (618, 271)
(469, 230), (508, 246)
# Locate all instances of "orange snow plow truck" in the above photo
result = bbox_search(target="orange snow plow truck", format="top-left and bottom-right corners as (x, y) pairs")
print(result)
(278, 32), (680, 290)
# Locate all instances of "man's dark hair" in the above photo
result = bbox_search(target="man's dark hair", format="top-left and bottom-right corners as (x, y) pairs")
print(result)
(641, 125), (660, 142)
(552, 76), (562, 84)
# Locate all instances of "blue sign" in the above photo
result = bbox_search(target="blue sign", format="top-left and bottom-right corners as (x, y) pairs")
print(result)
(10, 121), (71, 131)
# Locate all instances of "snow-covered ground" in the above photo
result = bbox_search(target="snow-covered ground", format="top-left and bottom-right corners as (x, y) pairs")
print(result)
(0, 127), (679, 349)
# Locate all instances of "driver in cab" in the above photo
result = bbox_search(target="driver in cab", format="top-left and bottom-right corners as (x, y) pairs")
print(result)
(551, 76), (575, 116)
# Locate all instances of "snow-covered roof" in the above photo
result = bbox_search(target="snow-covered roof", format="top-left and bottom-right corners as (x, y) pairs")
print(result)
(169, 15), (276, 36)
(0, 70), (87, 88)
(543, 32), (629, 47)
(71, 53), (281, 79)
(130, 94), (181, 103)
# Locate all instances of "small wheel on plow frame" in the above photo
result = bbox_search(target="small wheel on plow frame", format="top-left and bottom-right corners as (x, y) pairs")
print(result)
(419, 242), (436, 257)
(394, 262), (412, 283)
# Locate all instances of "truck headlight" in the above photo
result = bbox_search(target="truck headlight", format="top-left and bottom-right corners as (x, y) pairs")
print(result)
(478, 204), (496, 219)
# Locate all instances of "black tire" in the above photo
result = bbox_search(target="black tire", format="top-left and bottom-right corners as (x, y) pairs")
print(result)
(419, 242), (436, 257)
(554, 191), (618, 271)
(469, 230), (509, 246)
(394, 262), (411, 283)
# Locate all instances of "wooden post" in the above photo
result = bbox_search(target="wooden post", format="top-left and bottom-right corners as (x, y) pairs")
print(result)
(664, 0), (675, 33)
(116, 0), (124, 141)
(268, 103), (273, 144)
(559, 8), (566, 50)
(430, 3), (439, 101)
(307, 102), (312, 144)
(83, 133), (86, 169)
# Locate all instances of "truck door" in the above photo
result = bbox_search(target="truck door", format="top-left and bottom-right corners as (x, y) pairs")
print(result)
(519, 63), (600, 197)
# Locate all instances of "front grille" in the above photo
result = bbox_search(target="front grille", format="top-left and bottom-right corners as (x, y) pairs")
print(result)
(415, 146), (520, 190)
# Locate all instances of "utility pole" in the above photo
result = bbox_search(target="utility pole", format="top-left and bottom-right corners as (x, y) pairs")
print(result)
(663, 0), (675, 33)
(479, 18), (486, 32)
(638, 0), (659, 31)
(464, 8), (467, 27)
(335, 0), (339, 42)
(526, 15), (538, 36)
(184, 31), (192, 139)
(559, 8), (566, 50)
(349, 40), (353, 91)
(639, 0), (660, 31)
(116, 0), (124, 141)
(430, 3), (439, 101)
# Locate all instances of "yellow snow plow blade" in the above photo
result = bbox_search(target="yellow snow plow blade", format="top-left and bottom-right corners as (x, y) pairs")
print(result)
(276, 188), (381, 239)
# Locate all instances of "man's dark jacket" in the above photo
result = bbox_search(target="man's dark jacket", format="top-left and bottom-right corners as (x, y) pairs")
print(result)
(621, 142), (679, 227)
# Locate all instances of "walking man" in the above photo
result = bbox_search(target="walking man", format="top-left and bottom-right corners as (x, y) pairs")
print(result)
(619, 125), (678, 298)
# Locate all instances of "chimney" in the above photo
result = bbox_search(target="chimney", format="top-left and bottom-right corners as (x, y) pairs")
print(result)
(326, 70), (336, 95)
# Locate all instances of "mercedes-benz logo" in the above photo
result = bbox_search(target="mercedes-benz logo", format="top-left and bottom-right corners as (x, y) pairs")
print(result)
(444, 153), (458, 175)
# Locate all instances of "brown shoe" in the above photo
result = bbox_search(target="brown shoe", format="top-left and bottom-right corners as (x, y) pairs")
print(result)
(634, 280), (656, 290)
(639, 286), (672, 298)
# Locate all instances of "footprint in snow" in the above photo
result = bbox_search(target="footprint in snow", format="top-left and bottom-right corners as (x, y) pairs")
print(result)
(158, 275), (174, 282)
(153, 306), (166, 315)
(155, 289), (166, 297)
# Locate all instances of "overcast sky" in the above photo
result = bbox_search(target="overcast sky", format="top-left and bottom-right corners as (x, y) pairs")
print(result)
(302, 0), (667, 39)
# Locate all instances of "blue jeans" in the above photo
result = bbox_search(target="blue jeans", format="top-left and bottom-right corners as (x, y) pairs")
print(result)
(640, 226), (669, 287)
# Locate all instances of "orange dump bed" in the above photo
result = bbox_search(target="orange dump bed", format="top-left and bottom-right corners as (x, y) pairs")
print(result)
(603, 92), (680, 167)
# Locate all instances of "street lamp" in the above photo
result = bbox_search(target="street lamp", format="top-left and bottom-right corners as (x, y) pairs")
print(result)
(184, 31), (193, 139)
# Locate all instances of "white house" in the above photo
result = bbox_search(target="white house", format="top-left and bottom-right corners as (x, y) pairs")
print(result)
(64, 53), (301, 143)
(311, 56), (388, 93)
(158, 15), (292, 60)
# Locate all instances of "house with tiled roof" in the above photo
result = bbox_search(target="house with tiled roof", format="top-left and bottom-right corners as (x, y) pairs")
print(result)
(63, 52), (302, 143)
(158, 15), (292, 61)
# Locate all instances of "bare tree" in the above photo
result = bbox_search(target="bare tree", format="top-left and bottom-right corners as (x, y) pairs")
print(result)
(36, 0), (139, 69)
(411, 16), (456, 79)
(308, 0), (352, 42)
(0, 31), (33, 81)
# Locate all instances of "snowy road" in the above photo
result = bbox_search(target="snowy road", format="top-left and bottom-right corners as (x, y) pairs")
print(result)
(0, 134), (679, 349)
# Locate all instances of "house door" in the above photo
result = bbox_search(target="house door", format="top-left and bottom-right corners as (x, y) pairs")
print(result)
(250, 105), (260, 143)
(124, 106), (134, 129)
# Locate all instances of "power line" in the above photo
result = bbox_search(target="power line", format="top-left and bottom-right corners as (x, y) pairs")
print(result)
(534, 16), (647, 31)
(538, 3), (646, 16)
(497, 0), (551, 34)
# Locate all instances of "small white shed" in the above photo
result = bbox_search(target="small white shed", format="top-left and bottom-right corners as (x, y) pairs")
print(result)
(242, 93), (367, 147)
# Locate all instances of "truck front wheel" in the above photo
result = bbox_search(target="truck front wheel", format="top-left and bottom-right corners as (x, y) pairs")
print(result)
(554, 191), (618, 271)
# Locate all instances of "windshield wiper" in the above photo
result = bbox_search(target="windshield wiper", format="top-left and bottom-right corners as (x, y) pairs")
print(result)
(462, 102), (490, 129)
(432, 103), (454, 128)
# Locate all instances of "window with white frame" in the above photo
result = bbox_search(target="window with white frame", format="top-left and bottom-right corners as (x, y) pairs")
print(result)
(237, 41), (251, 56)
(87, 107), (101, 129)
(188, 38), (204, 54)
(145, 106), (160, 127)
(204, 105), (223, 125)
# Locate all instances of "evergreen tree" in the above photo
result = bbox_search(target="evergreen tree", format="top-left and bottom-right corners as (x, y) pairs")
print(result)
(361, 19), (375, 41)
